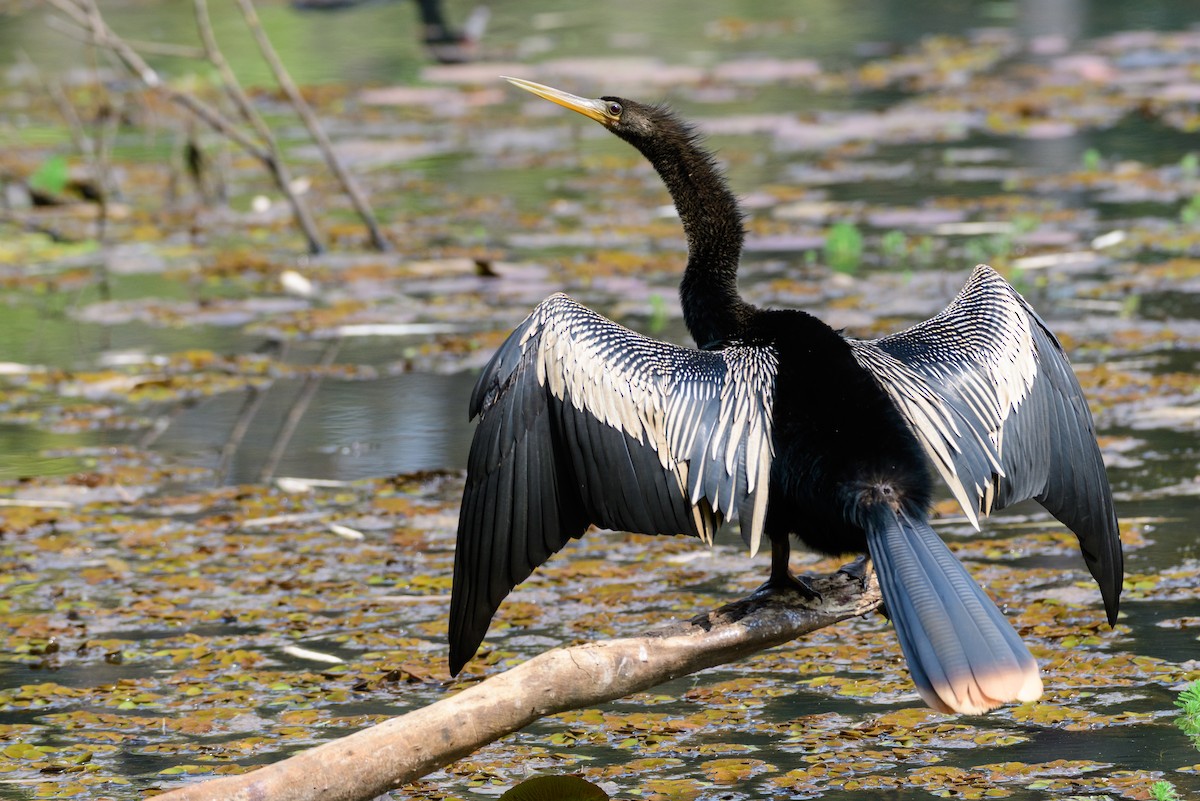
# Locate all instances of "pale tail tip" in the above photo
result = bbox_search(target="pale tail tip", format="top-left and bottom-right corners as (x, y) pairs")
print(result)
(919, 662), (1043, 715)
(1017, 669), (1044, 703)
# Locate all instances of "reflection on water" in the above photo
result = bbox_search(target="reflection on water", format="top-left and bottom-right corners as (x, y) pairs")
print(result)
(152, 371), (478, 482)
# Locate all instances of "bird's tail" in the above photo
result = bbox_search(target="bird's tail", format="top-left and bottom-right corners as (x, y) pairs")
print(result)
(863, 503), (1042, 714)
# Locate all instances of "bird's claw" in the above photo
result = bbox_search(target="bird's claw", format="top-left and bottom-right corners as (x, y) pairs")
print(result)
(837, 555), (889, 618)
(755, 572), (823, 602)
(837, 554), (873, 589)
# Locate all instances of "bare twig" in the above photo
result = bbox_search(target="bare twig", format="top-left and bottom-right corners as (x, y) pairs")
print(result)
(42, 0), (326, 253)
(232, 0), (390, 252)
(189, 0), (324, 253)
(20, 49), (93, 157)
(150, 568), (882, 801)
(44, 14), (206, 58)
(92, 92), (121, 245)
(190, 0), (327, 253)
(43, 0), (266, 160)
(191, 0), (276, 144)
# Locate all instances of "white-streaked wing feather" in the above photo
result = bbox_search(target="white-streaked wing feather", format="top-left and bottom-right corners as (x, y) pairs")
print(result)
(849, 265), (1048, 520)
(450, 293), (776, 673)
(849, 264), (1121, 622)
(518, 295), (777, 537)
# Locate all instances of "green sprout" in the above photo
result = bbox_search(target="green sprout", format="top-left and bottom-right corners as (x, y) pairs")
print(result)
(1149, 680), (1200, 799)
(880, 230), (908, 263)
(964, 233), (1013, 267)
(1180, 194), (1200, 227)
(1081, 147), (1102, 173)
(647, 292), (669, 335)
(1180, 152), (1199, 181)
(825, 221), (864, 274)
(1176, 679), (1200, 746)
(28, 154), (70, 196)
(1151, 780), (1180, 801)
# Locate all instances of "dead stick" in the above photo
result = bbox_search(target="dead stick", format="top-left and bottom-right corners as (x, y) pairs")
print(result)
(192, 0), (275, 142)
(20, 50), (93, 157)
(43, 0), (326, 254)
(42, 0), (269, 162)
(43, 15), (206, 58)
(232, 0), (391, 252)
(188, 0), (326, 254)
(151, 568), (881, 801)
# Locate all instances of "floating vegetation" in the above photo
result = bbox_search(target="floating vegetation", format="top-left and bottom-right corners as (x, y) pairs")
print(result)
(1, 6), (1199, 801)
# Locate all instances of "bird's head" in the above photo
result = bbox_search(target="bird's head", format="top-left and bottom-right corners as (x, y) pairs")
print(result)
(504, 77), (665, 145)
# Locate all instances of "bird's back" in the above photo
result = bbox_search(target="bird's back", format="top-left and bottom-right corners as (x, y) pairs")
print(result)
(745, 308), (934, 556)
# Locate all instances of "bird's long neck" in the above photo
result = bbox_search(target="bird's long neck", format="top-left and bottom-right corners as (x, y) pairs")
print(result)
(634, 125), (752, 348)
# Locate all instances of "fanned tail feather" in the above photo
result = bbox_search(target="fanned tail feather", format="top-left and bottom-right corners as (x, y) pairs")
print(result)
(863, 504), (1042, 714)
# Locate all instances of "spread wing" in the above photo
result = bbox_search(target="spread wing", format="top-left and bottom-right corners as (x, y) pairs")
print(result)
(450, 293), (777, 673)
(849, 264), (1122, 623)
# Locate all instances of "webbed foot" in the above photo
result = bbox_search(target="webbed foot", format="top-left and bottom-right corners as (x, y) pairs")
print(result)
(837, 554), (872, 588)
(755, 572), (823, 602)
(837, 554), (888, 618)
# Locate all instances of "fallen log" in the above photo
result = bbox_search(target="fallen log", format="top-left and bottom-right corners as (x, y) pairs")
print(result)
(152, 567), (881, 801)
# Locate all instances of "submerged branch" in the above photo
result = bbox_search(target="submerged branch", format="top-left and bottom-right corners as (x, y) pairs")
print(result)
(151, 568), (881, 801)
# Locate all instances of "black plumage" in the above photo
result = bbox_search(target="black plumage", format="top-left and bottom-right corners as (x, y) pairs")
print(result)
(448, 78), (1122, 714)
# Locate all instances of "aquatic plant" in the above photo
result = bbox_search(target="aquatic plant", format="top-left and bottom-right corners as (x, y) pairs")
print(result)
(1151, 780), (1181, 801)
(1180, 195), (1200, 227)
(1180, 153), (1199, 180)
(1176, 679), (1200, 746)
(1151, 681), (1200, 801)
(28, 154), (69, 196)
(825, 221), (864, 273)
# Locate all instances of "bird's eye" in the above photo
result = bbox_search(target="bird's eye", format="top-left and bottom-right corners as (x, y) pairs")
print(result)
(607, 101), (623, 117)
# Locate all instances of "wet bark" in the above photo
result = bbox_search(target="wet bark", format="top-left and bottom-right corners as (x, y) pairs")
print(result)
(151, 568), (881, 801)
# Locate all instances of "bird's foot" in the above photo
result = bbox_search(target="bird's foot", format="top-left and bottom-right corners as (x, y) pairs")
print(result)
(837, 555), (889, 619)
(754, 572), (823, 602)
(837, 554), (873, 589)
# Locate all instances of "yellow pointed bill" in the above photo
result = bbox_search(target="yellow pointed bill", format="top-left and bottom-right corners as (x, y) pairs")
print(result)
(503, 76), (614, 125)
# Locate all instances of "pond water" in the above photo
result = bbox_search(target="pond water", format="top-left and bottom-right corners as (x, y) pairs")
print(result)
(1, 1), (1200, 800)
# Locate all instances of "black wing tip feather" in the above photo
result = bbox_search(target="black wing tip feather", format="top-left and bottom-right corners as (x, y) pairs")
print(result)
(448, 534), (490, 676)
(447, 606), (480, 676)
(447, 639), (473, 677)
(1098, 511), (1124, 627)
(1018, 301), (1125, 627)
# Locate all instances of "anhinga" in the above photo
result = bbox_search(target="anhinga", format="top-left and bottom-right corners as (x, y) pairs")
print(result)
(449, 77), (1123, 715)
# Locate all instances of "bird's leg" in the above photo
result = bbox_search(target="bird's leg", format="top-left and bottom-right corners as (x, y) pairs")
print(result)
(756, 533), (822, 600)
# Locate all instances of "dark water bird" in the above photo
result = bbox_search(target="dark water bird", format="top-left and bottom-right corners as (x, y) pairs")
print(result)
(449, 77), (1123, 714)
